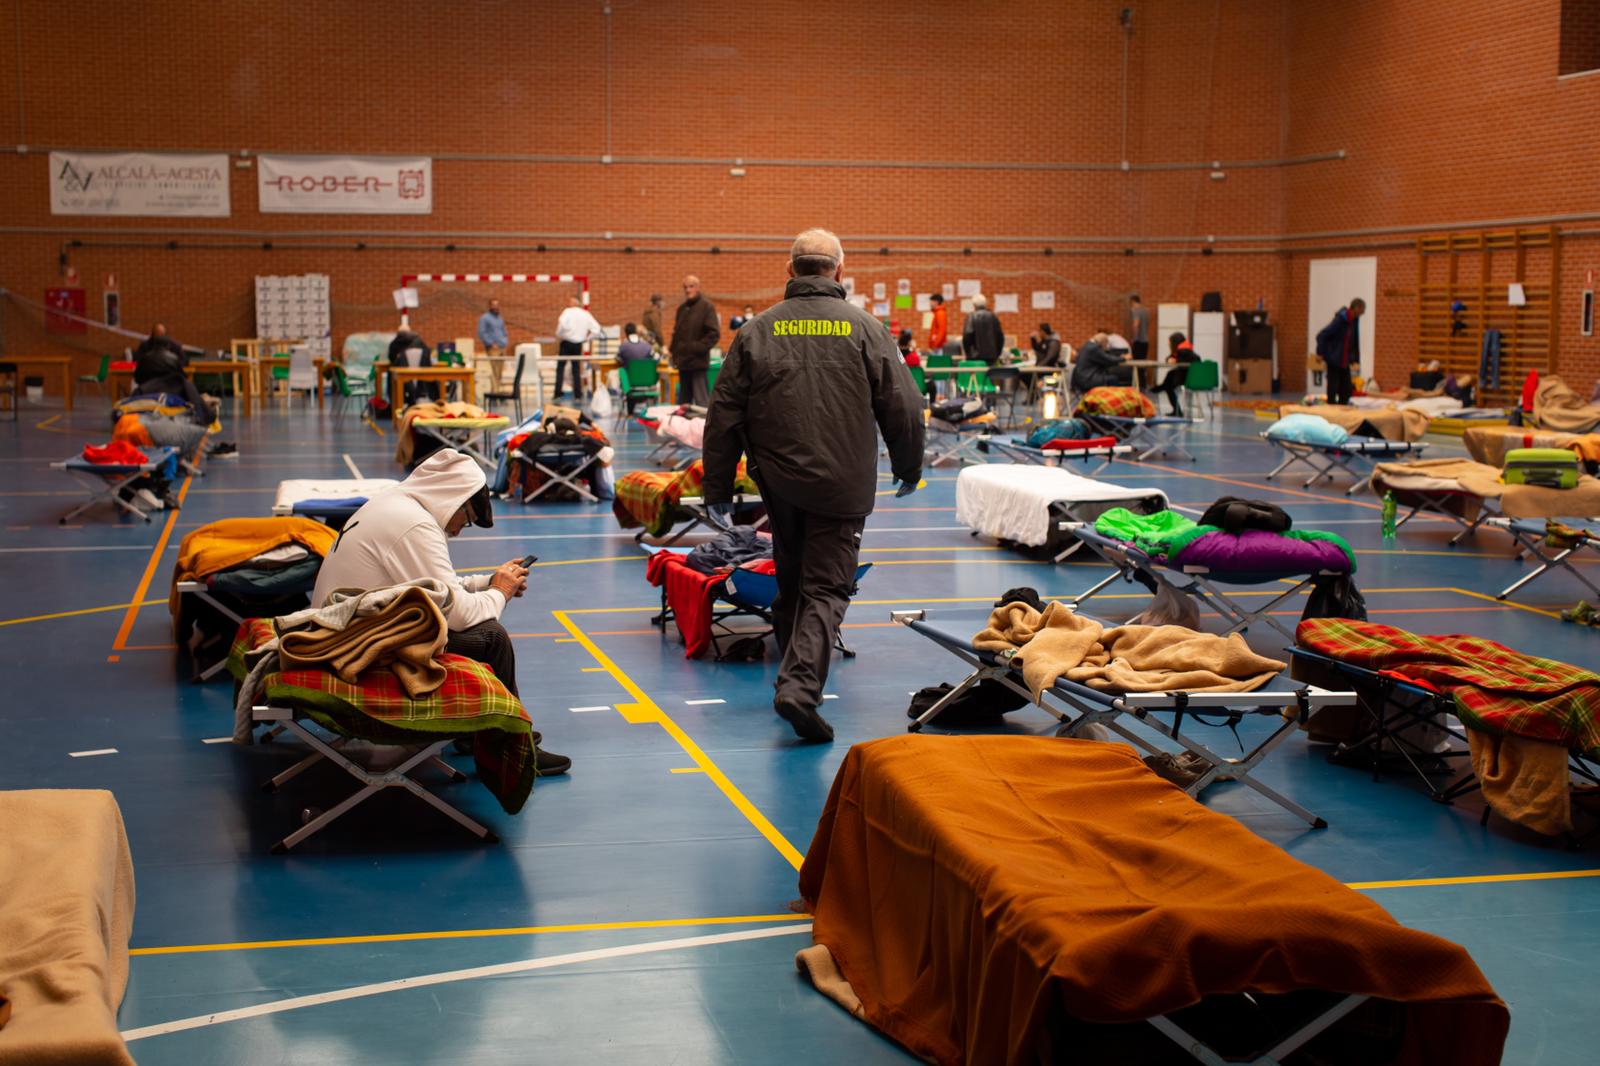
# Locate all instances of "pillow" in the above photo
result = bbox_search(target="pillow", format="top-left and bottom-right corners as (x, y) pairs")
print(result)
(1267, 413), (1350, 446)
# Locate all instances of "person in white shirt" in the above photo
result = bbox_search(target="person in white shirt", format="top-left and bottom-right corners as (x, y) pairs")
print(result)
(311, 449), (571, 775)
(554, 295), (603, 401)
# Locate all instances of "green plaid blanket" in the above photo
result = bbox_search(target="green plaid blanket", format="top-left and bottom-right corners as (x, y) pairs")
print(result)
(611, 459), (758, 536)
(1075, 386), (1156, 419)
(228, 619), (535, 813)
(1298, 617), (1600, 758)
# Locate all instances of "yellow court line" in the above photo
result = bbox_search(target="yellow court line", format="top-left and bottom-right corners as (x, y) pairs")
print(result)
(1447, 586), (1563, 620)
(112, 473), (193, 653)
(128, 912), (811, 957)
(1349, 868), (1600, 890)
(0, 597), (163, 628)
(670, 767), (706, 774)
(552, 609), (806, 870)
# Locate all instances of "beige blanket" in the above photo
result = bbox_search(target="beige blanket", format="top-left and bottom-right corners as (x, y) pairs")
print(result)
(1372, 458), (1600, 518)
(277, 584), (449, 697)
(394, 400), (491, 464)
(974, 601), (1284, 700)
(1533, 375), (1600, 434)
(0, 790), (135, 1066)
(1468, 731), (1573, 836)
(1280, 403), (1429, 442)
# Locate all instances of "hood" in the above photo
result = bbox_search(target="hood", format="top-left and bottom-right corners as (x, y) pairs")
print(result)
(400, 450), (489, 529)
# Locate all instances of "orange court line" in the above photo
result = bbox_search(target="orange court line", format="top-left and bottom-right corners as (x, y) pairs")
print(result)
(111, 474), (193, 653)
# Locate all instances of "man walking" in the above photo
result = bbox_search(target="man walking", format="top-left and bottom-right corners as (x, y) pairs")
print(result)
(702, 229), (925, 741)
(1315, 298), (1365, 405)
(961, 293), (1004, 365)
(670, 275), (720, 406)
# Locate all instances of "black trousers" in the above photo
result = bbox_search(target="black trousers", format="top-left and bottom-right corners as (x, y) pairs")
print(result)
(1132, 339), (1149, 361)
(1154, 368), (1187, 415)
(1325, 364), (1353, 406)
(554, 340), (584, 399)
(762, 492), (865, 712)
(677, 367), (709, 407)
(445, 619), (518, 698)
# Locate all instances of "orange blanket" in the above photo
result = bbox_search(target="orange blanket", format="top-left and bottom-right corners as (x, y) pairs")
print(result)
(168, 516), (338, 626)
(799, 735), (1508, 1066)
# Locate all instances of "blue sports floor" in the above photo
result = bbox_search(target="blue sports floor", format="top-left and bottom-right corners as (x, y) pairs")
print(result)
(3, 398), (1598, 1064)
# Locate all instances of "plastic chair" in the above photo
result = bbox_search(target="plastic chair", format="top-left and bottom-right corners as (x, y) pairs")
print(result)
(483, 352), (525, 424)
(986, 365), (1023, 426)
(618, 360), (662, 420)
(79, 354), (111, 397)
(1184, 359), (1220, 419)
(956, 360), (996, 396)
(926, 351), (954, 400)
(908, 365), (927, 397)
(332, 362), (377, 422)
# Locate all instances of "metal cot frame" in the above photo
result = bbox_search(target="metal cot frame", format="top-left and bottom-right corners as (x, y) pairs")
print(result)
(1082, 414), (1204, 461)
(411, 417), (510, 471)
(926, 417), (993, 467)
(518, 445), (602, 503)
(1261, 431), (1428, 495)
(894, 609), (1354, 828)
(1484, 516), (1600, 601)
(51, 446), (181, 524)
(980, 434), (1132, 476)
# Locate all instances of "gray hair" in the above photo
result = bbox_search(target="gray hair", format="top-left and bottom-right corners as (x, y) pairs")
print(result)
(971, 293), (988, 309)
(790, 227), (843, 277)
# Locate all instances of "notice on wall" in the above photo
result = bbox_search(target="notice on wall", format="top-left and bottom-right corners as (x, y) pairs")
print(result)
(872, 281), (887, 300)
(50, 151), (230, 217)
(259, 155), (433, 214)
(994, 293), (1019, 314)
(915, 293), (932, 312)
(873, 301), (890, 316)
(896, 278), (911, 296)
(847, 294), (869, 309)
(941, 282), (956, 301)
(1031, 290), (1056, 309)
(957, 279), (982, 298)
(960, 299), (975, 314)
(894, 294), (913, 309)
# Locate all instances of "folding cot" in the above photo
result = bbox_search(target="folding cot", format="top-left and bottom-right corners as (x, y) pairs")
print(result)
(409, 414), (510, 471)
(51, 446), (180, 523)
(1064, 521), (1351, 643)
(894, 608), (1352, 827)
(637, 403), (704, 469)
(646, 543), (870, 661)
(271, 477), (399, 527)
(1484, 516), (1600, 601)
(1370, 461), (1496, 544)
(513, 436), (604, 503)
(1081, 413), (1205, 461)
(661, 493), (766, 544)
(978, 433), (1130, 475)
(924, 414), (995, 467)
(954, 463), (1168, 562)
(1368, 457), (1600, 549)
(1261, 430), (1428, 493)
(612, 459), (763, 543)
(797, 733), (1508, 1066)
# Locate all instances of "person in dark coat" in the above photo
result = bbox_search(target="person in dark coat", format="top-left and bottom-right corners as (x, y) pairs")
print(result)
(961, 293), (1005, 365)
(1069, 331), (1127, 395)
(132, 322), (213, 425)
(702, 228), (925, 741)
(1315, 298), (1365, 405)
(1030, 323), (1063, 367)
(670, 275), (721, 406)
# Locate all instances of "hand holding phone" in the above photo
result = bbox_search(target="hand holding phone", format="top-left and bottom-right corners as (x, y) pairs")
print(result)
(520, 554), (538, 568)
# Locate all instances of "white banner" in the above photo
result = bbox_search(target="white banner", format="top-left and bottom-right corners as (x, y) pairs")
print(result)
(258, 155), (432, 214)
(49, 151), (230, 217)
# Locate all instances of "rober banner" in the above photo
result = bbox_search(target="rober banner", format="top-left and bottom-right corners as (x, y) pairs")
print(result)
(257, 155), (432, 214)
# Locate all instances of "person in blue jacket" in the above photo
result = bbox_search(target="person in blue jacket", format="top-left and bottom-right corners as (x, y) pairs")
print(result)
(1315, 298), (1365, 405)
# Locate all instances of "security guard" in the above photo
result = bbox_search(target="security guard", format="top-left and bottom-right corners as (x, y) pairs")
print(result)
(702, 229), (925, 741)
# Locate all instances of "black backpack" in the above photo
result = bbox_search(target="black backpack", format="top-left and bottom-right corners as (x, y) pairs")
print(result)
(1199, 496), (1292, 534)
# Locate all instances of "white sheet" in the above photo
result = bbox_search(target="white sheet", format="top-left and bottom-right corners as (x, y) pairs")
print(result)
(272, 478), (400, 514)
(956, 464), (1168, 547)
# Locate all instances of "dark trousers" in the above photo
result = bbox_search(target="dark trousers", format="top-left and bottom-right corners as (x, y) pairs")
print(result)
(1154, 368), (1187, 416)
(1325, 364), (1353, 406)
(1132, 340), (1149, 361)
(677, 367), (709, 407)
(445, 619), (518, 698)
(762, 493), (865, 712)
(554, 340), (584, 400)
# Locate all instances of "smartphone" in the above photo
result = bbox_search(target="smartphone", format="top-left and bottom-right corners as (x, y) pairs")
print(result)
(519, 554), (538, 567)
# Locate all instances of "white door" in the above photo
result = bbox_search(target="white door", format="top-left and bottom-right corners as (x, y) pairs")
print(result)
(1306, 257), (1377, 392)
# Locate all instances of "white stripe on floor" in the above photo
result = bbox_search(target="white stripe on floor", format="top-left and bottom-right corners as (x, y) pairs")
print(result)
(201, 737), (232, 744)
(342, 453), (364, 479)
(568, 705), (612, 713)
(120, 923), (812, 1042)
(684, 698), (725, 706)
(69, 748), (117, 758)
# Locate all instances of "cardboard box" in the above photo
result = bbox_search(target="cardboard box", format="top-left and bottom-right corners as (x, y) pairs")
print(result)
(1227, 358), (1270, 393)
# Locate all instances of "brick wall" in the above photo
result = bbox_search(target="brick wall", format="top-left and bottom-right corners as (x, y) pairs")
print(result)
(1, 0), (1594, 397)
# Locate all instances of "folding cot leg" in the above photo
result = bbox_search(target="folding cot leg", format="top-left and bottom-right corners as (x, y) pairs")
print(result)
(1146, 992), (1369, 1066)
(397, 772), (497, 841)
(907, 669), (988, 733)
(427, 754), (468, 782)
(1497, 543), (1600, 600)
(1448, 506), (1489, 546)
(1263, 448), (1299, 481)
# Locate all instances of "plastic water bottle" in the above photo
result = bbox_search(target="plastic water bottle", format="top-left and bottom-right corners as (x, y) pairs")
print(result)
(1381, 490), (1398, 542)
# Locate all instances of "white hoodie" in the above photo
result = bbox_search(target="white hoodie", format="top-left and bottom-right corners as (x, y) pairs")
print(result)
(311, 450), (504, 630)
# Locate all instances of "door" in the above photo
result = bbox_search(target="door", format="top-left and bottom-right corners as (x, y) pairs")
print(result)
(1306, 257), (1377, 391)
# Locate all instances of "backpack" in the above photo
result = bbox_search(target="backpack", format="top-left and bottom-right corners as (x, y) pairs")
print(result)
(1302, 574), (1368, 622)
(1199, 496), (1292, 535)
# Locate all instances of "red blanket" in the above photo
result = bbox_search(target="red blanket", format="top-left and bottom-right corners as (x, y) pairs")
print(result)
(82, 441), (149, 466)
(646, 551), (722, 659)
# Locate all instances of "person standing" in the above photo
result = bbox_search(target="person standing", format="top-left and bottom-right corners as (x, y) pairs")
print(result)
(961, 293), (1004, 365)
(477, 298), (508, 359)
(641, 293), (667, 351)
(927, 292), (949, 353)
(554, 295), (603, 402)
(670, 274), (720, 406)
(1315, 298), (1365, 405)
(1128, 294), (1151, 361)
(702, 229), (924, 742)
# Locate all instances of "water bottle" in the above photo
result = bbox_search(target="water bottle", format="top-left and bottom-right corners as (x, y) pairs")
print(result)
(1381, 490), (1398, 542)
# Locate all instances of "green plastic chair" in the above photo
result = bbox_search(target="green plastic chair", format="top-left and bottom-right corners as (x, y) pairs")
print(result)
(79, 354), (110, 397)
(908, 365), (926, 396)
(1183, 359), (1220, 418)
(956, 360), (996, 395)
(617, 360), (662, 420)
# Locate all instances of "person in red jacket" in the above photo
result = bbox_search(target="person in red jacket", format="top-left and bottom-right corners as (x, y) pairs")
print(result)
(927, 292), (948, 353)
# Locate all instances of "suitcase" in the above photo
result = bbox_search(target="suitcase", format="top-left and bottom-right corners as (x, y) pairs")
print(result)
(1502, 447), (1580, 489)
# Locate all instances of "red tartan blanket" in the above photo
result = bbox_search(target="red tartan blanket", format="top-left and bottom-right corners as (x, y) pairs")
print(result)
(612, 459), (758, 537)
(228, 618), (536, 813)
(1075, 387), (1156, 419)
(1297, 618), (1600, 758)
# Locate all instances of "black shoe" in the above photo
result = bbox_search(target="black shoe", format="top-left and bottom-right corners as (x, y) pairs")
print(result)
(535, 747), (572, 776)
(775, 699), (834, 743)
(210, 442), (239, 458)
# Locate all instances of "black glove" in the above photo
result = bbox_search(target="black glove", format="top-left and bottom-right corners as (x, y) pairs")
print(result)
(894, 472), (922, 498)
(705, 501), (736, 529)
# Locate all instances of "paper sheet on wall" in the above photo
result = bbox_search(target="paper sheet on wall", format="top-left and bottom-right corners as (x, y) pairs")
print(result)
(873, 301), (890, 316)
(915, 293), (932, 312)
(842, 277), (856, 295)
(872, 282), (887, 300)
(848, 294), (869, 309)
(960, 299), (974, 313)
(1508, 283), (1528, 307)
(994, 293), (1019, 313)
(957, 279), (982, 297)
(941, 282), (956, 301)
(896, 278), (911, 296)
(1031, 290), (1056, 309)
(894, 294), (913, 309)
(921, 311), (934, 328)
(392, 287), (419, 310)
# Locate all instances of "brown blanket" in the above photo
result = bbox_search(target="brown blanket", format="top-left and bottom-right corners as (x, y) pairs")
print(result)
(1279, 403), (1429, 442)
(974, 600), (1284, 699)
(1371, 457), (1600, 518)
(1533, 375), (1600, 434)
(278, 585), (448, 697)
(799, 736), (1508, 1066)
(394, 400), (491, 465)
(0, 790), (136, 1066)
(1469, 731), (1574, 835)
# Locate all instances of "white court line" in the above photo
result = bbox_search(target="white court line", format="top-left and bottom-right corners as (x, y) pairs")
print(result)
(568, 705), (612, 713)
(201, 737), (232, 745)
(121, 923), (811, 1042)
(69, 748), (117, 758)
(684, 698), (725, 706)
(342, 453), (364, 479)
(821, 694), (839, 700)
